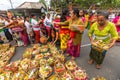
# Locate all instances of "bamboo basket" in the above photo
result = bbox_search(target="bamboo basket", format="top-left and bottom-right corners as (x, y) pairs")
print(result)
(59, 70), (75, 79)
(91, 44), (106, 53)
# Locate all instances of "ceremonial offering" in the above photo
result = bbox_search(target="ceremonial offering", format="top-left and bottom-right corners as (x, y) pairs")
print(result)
(65, 60), (77, 71)
(39, 65), (53, 79)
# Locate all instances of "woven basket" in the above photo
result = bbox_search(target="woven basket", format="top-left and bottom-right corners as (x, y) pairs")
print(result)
(91, 45), (105, 53)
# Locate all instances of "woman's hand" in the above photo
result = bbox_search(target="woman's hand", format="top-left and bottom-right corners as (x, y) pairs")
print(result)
(89, 36), (93, 44)
(108, 43), (114, 49)
(108, 39), (116, 49)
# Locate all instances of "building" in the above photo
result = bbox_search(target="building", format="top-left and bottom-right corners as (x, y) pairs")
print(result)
(9, 2), (46, 16)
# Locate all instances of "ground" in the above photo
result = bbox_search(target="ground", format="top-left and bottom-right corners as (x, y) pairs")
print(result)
(10, 29), (120, 80)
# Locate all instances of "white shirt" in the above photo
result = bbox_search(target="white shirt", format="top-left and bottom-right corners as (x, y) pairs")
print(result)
(4, 21), (12, 34)
(31, 18), (40, 31)
(4, 21), (9, 26)
(108, 13), (115, 22)
(25, 21), (32, 34)
(44, 17), (52, 27)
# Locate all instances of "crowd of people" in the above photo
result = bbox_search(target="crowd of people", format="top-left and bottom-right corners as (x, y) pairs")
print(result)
(0, 8), (119, 69)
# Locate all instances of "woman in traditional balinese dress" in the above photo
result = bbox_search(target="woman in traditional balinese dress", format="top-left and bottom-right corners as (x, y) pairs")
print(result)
(18, 21), (29, 46)
(88, 12), (118, 69)
(54, 9), (85, 59)
(59, 9), (70, 52)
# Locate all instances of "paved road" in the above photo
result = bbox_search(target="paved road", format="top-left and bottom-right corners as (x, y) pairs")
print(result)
(10, 29), (120, 80)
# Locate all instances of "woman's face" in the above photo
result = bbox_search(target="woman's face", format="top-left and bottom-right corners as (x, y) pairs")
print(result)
(47, 14), (50, 18)
(97, 15), (106, 26)
(26, 17), (30, 21)
(70, 11), (76, 19)
(79, 10), (84, 16)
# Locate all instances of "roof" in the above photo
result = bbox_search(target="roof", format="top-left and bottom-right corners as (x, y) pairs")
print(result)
(16, 2), (45, 9)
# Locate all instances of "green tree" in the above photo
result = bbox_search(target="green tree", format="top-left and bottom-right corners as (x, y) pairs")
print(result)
(50, 0), (120, 10)
(39, 0), (47, 9)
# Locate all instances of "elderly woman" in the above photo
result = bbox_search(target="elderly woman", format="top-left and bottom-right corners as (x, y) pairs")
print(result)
(54, 9), (85, 59)
(88, 12), (118, 69)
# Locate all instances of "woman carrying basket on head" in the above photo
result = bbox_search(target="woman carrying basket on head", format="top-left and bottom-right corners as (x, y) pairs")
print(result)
(88, 12), (118, 69)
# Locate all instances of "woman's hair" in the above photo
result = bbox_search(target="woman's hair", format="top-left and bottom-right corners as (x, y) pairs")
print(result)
(24, 16), (29, 21)
(79, 9), (85, 17)
(31, 14), (36, 18)
(60, 8), (68, 22)
(97, 11), (109, 19)
(73, 8), (80, 18)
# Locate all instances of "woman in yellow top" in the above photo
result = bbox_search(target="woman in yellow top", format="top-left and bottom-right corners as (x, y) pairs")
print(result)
(54, 9), (85, 59)
(88, 12), (118, 69)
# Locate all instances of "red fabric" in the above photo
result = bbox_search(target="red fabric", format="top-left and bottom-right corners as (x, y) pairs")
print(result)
(70, 31), (76, 38)
(66, 16), (71, 20)
(41, 19), (45, 28)
(60, 28), (70, 34)
(34, 26), (40, 28)
(66, 39), (81, 57)
(34, 30), (40, 43)
(46, 26), (51, 36)
(12, 27), (23, 32)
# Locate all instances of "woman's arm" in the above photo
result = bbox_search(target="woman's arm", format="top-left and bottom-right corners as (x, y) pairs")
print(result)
(53, 20), (69, 27)
(70, 19), (86, 32)
(108, 39), (116, 48)
(89, 36), (93, 43)
(109, 23), (118, 48)
(88, 23), (95, 42)
(53, 31), (59, 44)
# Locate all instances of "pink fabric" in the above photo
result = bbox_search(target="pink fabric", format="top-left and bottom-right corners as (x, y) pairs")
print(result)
(12, 27), (23, 32)
(81, 17), (86, 23)
(20, 31), (29, 45)
(112, 16), (120, 32)
(34, 26), (40, 28)
(66, 39), (81, 57)
(54, 19), (60, 29)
